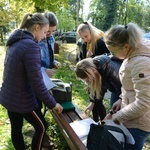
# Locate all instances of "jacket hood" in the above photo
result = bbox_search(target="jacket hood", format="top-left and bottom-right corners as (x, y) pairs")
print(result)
(129, 39), (150, 58)
(6, 29), (34, 46)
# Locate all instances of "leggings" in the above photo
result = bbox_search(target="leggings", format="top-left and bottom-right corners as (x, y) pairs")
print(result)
(8, 108), (48, 150)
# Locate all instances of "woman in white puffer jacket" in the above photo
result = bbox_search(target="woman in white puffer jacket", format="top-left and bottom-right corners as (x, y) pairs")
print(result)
(104, 22), (150, 150)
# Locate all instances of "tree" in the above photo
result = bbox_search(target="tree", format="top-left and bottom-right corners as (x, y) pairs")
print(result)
(89, 0), (150, 31)
(0, 1), (12, 42)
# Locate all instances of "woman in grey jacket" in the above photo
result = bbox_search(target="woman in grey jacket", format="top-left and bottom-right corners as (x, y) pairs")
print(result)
(0, 13), (63, 150)
(104, 23), (150, 150)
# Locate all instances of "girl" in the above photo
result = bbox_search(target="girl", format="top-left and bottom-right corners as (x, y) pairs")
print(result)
(104, 22), (150, 150)
(0, 13), (63, 150)
(77, 21), (110, 60)
(74, 55), (122, 122)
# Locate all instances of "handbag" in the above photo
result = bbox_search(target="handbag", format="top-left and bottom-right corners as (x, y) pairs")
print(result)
(51, 79), (72, 103)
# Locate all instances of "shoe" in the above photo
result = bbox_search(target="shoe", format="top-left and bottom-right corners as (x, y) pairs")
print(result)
(42, 134), (53, 149)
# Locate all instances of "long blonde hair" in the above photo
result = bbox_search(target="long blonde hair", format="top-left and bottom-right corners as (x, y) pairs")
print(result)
(77, 22), (104, 55)
(75, 58), (102, 99)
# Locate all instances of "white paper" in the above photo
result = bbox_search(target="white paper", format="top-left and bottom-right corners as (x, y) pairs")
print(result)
(103, 119), (135, 144)
(69, 118), (98, 139)
(41, 68), (56, 90)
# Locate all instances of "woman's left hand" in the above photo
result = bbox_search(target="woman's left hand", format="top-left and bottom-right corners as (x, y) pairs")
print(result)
(86, 50), (93, 57)
(104, 113), (112, 120)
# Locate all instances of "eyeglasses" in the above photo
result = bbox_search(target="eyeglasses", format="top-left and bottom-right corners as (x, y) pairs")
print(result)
(111, 47), (122, 56)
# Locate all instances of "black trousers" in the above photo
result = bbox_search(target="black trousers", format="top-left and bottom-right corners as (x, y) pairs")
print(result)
(8, 108), (48, 150)
(92, 100), (106, 122)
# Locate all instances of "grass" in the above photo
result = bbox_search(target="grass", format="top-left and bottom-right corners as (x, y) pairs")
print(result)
(0, 43), (150, 150)
(0, 43), (90, 150)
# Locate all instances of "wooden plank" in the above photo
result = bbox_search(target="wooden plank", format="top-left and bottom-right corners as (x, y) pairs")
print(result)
(62, 112), (73, 123)
(50, 110), (87, 150)
(66, 111), (82, 122)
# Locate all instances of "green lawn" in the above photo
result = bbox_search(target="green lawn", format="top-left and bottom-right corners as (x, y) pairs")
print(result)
(0, 43), (150, 150)
(0, 43), (90, 149)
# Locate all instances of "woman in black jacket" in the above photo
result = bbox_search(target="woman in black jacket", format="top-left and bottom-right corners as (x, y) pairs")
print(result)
(74, 55), (122, 122)
(76, 22), (110, 60)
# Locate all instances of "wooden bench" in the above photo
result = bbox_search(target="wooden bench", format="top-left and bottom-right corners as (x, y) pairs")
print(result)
(50, 104), (88, 150)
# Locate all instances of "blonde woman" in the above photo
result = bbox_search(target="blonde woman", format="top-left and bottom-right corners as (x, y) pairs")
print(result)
(77, 22), (109, 60)
(104, 22), (150, 150)
(75, 55), (122, 122)
(0, 13), (63, 150)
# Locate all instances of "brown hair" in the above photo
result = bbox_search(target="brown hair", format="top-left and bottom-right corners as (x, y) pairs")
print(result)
(44, 12), (58, 27)
(20, 13), (49, 30)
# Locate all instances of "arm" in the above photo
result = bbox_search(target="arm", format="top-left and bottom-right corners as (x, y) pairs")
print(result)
(24, 42), (57, 109)
(112, 57), (150, 123)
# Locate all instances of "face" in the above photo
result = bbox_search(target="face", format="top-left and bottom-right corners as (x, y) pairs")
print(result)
(46, 26), (56, 37)
(80, 29), (91, 43)
(34, 24), (49, 42)
(106, 44), (130, 59)
(80, 77), (91, 85)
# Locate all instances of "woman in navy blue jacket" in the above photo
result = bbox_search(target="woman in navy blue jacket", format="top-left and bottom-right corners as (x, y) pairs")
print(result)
(0, 13), (63, 150)
(75, 55), (122, 122)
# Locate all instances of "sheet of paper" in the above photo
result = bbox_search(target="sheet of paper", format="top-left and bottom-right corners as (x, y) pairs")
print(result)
(41, 68), (56, 90)
(69, 118), (97, 139)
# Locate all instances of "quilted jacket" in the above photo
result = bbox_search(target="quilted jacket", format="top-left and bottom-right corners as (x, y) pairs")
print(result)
(93, 55), (122, 100)
(0, 29), (56, 113)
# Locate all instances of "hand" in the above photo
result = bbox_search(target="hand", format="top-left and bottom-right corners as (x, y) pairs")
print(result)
(53, 103), (63, 114)
(113, 118), (120, 125)
(54, 62), (61, 69)
(46, 69), (55, 77)
(84, 102), (94, 116)
(104, 113), (112, 120)
(86, 51), (93, 57)
(111, 99), (122, 113)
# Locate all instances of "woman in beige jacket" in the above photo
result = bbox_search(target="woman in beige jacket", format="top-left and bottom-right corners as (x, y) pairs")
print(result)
(104, 23), (150, 150)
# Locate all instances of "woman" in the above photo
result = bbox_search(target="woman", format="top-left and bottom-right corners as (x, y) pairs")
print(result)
(76, 21), (110, 60)
(74, 55), (122, 122)
(0, 13), (63, 150)
(39, 12), (61, 78)
(104, 22), (150, 150)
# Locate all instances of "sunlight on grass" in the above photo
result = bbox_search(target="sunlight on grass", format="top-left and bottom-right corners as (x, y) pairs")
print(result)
(0, 43), (149, 150)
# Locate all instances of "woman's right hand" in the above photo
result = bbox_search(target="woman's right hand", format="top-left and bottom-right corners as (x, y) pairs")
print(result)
(46, 69), (55, 77)
(111, 99), (122, 113)
(84, 102), (94, 116)
(53, 103), (63, 114)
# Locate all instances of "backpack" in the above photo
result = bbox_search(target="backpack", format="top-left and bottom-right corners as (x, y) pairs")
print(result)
(87, 123), (126, 150)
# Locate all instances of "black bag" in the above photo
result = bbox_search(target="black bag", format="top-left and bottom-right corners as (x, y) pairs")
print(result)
(87, 123), (126, 150)
(51, 79), (72, 103)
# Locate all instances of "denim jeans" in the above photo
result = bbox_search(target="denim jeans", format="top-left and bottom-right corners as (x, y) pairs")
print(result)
(110, 92), (120, 107)
(125, 128), (150, 150)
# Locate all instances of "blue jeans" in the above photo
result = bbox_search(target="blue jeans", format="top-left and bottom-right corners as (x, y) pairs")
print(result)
(110, 92), (120, 107)
(125, 128), (150, 150)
